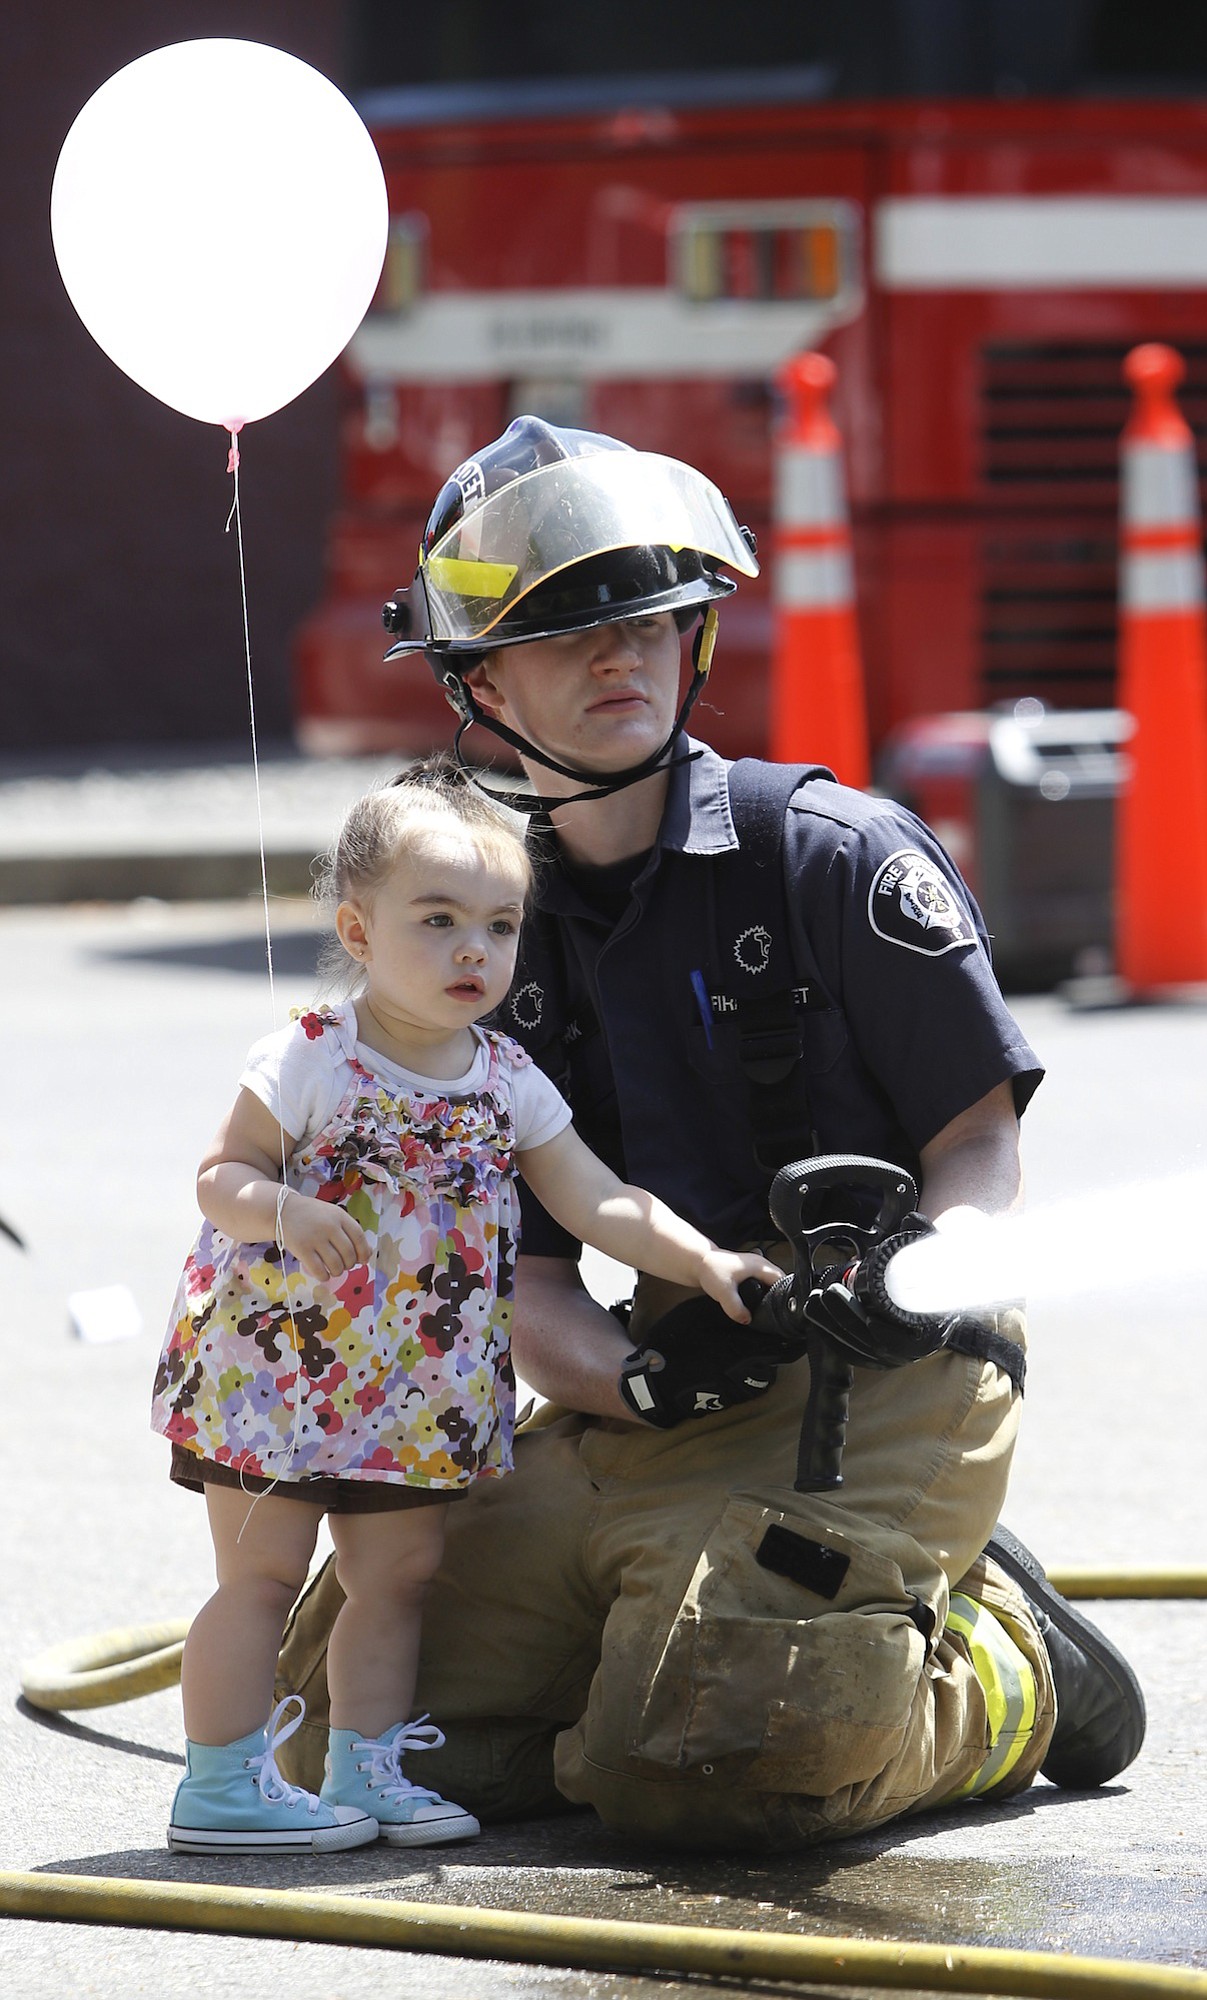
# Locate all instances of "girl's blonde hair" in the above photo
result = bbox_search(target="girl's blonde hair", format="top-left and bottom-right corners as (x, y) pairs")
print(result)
(314, 756), (532, 990)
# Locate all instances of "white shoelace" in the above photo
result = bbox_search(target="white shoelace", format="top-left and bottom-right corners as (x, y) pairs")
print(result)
(352, 1715), (447, 1803)
(246, 1694), (321, 1816)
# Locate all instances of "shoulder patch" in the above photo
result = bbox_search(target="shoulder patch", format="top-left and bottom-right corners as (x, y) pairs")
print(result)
(868, 849), (974, 956)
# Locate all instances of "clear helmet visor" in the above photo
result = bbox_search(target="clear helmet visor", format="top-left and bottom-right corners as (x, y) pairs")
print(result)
(419, 449), (759, 646)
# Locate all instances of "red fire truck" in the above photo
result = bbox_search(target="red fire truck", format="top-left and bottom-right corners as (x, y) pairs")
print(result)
(294, 81), (1207, 766)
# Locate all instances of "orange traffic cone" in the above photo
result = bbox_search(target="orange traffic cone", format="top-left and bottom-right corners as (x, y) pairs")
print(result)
(768, 351), (870, 787)
(1115, 343), (1207, 990)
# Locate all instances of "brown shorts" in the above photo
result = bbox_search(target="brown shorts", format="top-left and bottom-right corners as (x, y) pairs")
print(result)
(169, 1444), (463, 1514)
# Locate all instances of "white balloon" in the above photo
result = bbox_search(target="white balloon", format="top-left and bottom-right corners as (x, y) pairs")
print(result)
(50, 39), (388, 427)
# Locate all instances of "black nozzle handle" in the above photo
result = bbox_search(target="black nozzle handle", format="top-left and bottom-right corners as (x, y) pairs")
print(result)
(765, 1154), (920, 1494)
(747, 1267), (849, 1484)
(795, 1336), (854, 1491)
(769, 1154), (919, 1245)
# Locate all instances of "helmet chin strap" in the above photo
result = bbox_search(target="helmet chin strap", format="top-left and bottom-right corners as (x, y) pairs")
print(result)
(443, 607), (719, 816)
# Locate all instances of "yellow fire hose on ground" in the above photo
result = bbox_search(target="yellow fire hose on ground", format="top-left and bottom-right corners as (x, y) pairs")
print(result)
(1, 1868), (1205, 2000)
(8, 1571), (1207, 2000)
(15, 1569), (1207, 1715)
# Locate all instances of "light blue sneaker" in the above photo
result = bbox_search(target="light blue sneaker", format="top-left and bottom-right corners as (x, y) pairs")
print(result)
(322, 1716), (480, 1847)
(168, 1694), (378, 1854)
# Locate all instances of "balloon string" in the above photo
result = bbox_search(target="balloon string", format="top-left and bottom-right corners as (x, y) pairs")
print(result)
(224, 427), (305, 1516)
(224, 431), (276, 1028)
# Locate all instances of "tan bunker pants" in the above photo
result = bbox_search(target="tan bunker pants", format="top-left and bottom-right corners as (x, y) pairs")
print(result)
(277, 1311), (1054, 1851)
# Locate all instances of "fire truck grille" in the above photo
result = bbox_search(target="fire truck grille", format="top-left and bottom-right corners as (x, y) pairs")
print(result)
(978, 339), (1207, 705)
(980, 338), (1207, 490)
(979, 531), (1118, 708)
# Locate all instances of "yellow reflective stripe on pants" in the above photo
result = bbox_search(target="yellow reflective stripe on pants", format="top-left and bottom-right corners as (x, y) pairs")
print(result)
(945, 1591), (1039, 1799)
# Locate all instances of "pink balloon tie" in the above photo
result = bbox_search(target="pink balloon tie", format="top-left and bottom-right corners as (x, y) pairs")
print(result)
(225, 418), (244, 474)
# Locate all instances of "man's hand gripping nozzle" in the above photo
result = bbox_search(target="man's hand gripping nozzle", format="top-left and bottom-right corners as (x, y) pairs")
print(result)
(618, 1155), (957, 1490)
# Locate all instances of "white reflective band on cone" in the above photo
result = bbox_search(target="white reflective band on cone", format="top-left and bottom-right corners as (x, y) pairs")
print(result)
(773, 547), (854, 608)
(1123, 444), (1201, 527)
(775, 451), (845, 526)
(1122, 548), (1207, 611)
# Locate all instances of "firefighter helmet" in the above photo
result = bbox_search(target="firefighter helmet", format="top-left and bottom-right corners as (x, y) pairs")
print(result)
(382, 414), (757, 663)
(380, 415), (759, 803)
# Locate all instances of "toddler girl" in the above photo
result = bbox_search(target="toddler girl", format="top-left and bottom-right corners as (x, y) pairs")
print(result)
(151, 761), (780, 1855)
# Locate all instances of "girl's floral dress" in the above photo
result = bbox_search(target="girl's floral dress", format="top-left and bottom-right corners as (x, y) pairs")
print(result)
(152, 1007), (541, 1490)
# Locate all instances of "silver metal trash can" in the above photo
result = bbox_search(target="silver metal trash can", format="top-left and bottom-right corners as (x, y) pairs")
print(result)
(875, 703), (1132, 988)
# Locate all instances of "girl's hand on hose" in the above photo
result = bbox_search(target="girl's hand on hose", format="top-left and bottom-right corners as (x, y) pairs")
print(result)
(698, 1247), (784, 1322)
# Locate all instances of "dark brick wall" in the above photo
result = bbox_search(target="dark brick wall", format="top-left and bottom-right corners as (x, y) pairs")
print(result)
(1, 5), (349, 751)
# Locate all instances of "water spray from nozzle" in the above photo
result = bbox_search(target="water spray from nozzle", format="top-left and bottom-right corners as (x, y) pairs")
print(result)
(884, 1167), (1207, 1315)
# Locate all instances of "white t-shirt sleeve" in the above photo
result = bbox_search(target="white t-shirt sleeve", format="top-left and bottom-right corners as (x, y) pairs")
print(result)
(239, 1021), (343, 1146)
(512, 1059), (574, 1153)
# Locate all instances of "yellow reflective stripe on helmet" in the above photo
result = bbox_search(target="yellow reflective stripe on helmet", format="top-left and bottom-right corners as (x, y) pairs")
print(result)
(425, 555), (519, 600)
(946, 1591), (1038, 1799)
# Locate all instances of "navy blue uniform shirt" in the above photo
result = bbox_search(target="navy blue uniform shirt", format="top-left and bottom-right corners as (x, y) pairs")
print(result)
(502, 742), (1043, 1257)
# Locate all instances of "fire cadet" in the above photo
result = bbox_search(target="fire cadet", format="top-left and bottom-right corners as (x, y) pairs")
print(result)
(276, 417), (1145, 1848)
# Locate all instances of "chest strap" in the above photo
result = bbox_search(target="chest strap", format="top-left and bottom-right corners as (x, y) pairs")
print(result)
(512, 760), (835, 1179)
(718, 760), (834, 1174)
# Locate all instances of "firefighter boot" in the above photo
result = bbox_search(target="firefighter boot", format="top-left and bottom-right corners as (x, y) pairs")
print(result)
(322, 1716), (480, 1846)
(987, 1525), (1146, 1787)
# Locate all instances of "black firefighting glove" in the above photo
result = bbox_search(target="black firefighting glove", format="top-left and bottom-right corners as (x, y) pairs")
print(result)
(617, 1281), (792, 1428)
(801, 1213), (956, 1369)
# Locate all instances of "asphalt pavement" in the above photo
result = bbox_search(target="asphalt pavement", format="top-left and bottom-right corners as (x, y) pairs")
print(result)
(0, 748), (1204, 1998)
